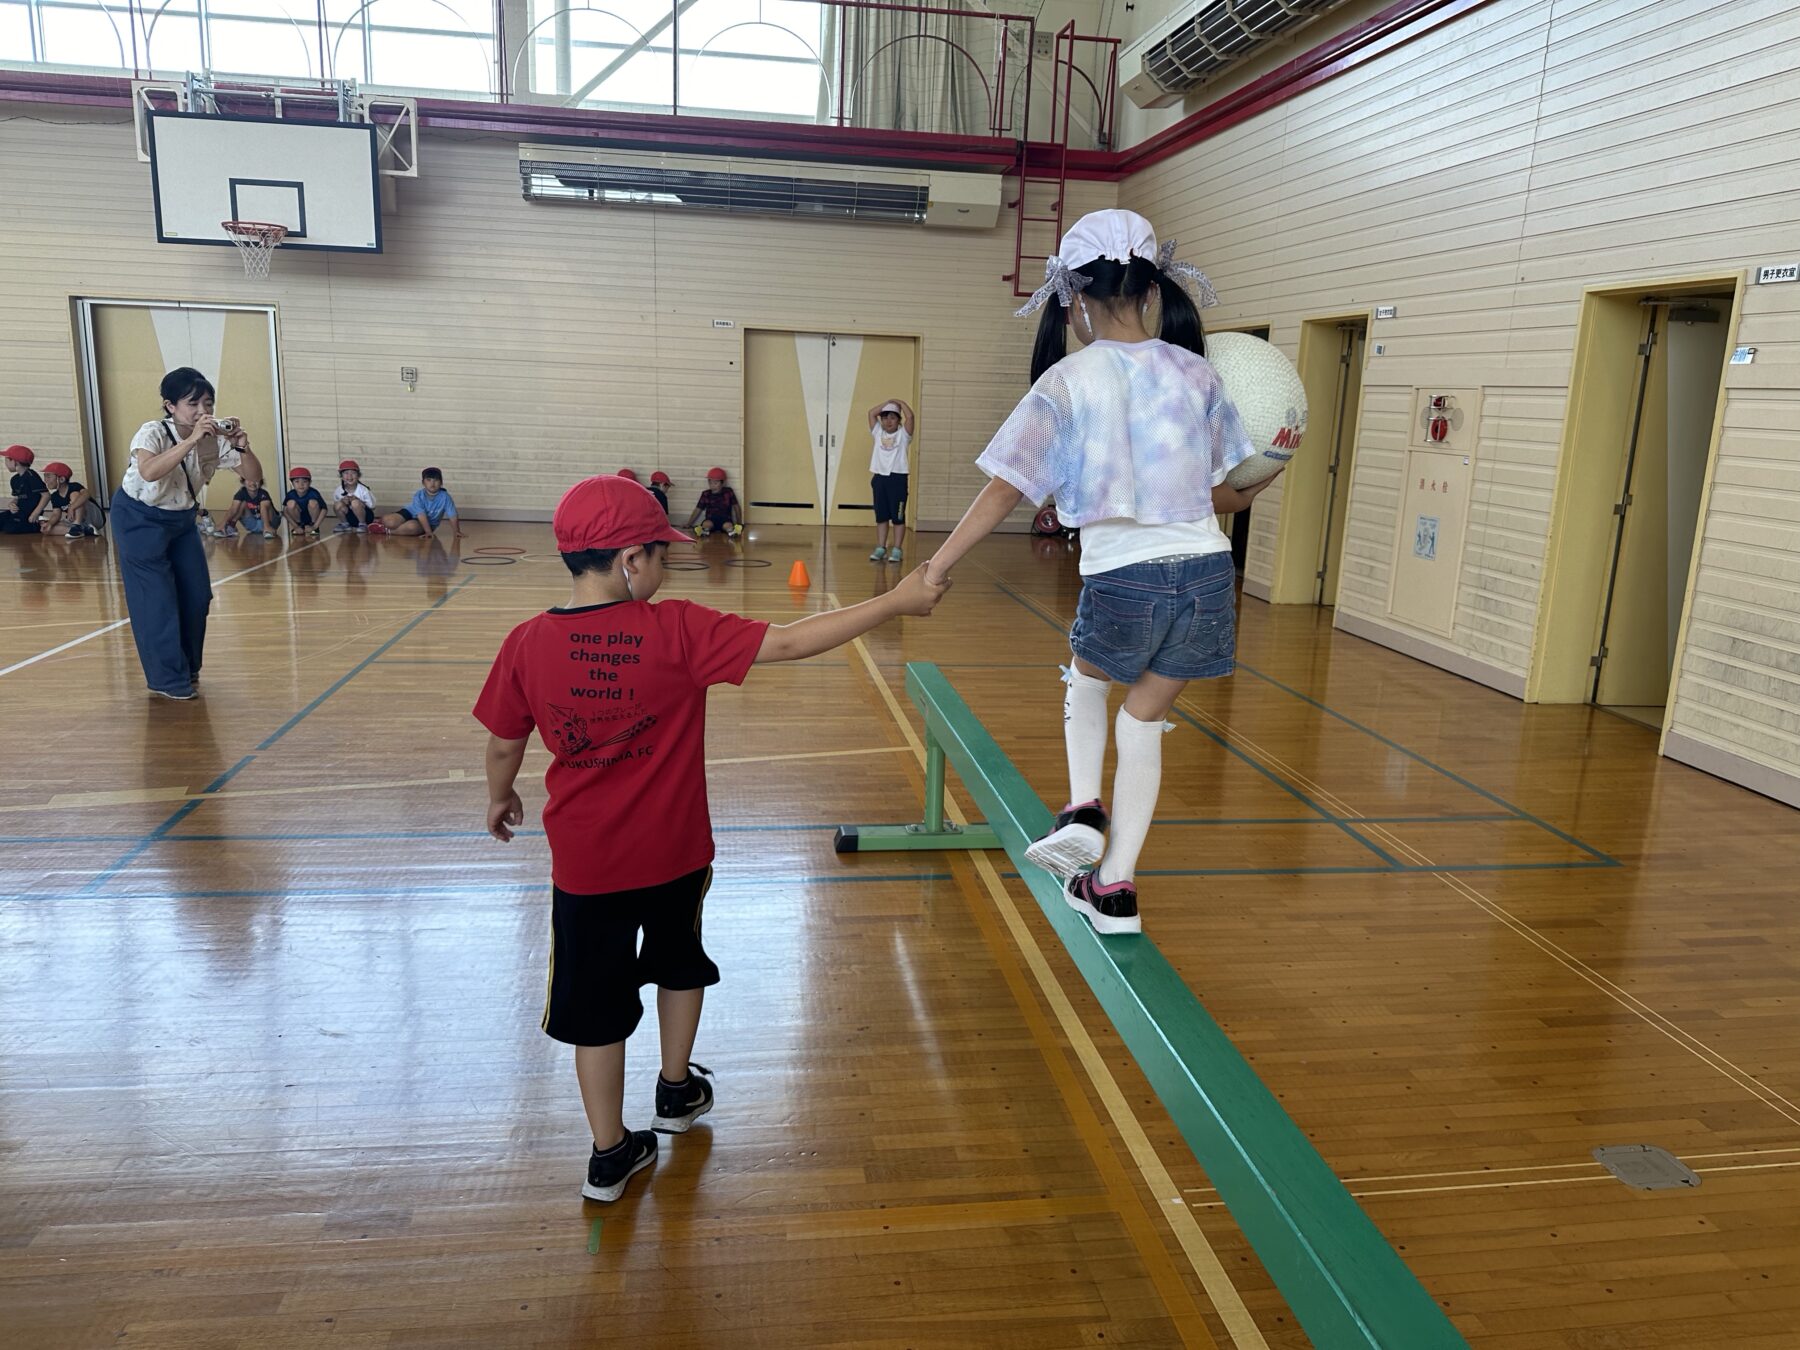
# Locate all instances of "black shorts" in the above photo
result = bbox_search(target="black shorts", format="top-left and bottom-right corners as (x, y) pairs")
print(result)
(871, 472), (909, 524)
(542, 865), (721, 1046)
(394, 507), (415, 522)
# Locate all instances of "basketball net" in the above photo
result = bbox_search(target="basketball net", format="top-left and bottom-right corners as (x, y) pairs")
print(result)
(221, 220), (287, 280)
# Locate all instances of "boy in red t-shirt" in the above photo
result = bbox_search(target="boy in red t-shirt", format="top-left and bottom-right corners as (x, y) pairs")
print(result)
(475, 474), (949, 1203)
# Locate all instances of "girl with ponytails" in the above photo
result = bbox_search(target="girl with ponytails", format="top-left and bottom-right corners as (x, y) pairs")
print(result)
(923, 210), (1278, 935)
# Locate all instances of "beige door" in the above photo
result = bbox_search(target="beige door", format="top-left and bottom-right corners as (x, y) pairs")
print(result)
(1318, 323), (1366, 606)
(84, 302), (283, 513)
(744, 330), (920, 528)
(826, 334), (920, 525)
(744, 330), (825, 526)
(1593, 302), (1728, 711)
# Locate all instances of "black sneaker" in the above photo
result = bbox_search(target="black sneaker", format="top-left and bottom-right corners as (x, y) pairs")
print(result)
(1025, 799), (1109, 877)
(652, 1062), (715, 1134)
(582, 1130), (657, 1202)
(1064, 872), (1141, 936)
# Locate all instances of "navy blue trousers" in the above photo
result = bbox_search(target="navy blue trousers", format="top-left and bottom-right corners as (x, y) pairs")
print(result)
(111, 488), (213, 695)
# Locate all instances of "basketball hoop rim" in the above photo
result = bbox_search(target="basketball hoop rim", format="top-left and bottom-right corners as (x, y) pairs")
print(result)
(221, 220), (289, 243)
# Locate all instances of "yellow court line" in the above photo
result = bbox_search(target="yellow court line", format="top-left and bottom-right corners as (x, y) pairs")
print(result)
(836, 601), (1265, 1350)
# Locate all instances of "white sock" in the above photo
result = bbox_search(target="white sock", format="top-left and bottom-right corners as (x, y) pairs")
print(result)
(1062, 667), (1111, 806)
(1098, 708), (1167, 886)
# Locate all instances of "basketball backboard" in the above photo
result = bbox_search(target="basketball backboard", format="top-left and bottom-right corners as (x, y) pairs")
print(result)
(148, 111), (383, 253)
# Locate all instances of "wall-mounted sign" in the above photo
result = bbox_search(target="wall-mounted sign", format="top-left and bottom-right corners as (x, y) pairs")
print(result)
(1731, 346), (1757, 365)
(713, 318), (736, 328)
(1414, 515), (1439, 561)
(1754, 263), (1797, 285)
(1374, 305), (1398, 319)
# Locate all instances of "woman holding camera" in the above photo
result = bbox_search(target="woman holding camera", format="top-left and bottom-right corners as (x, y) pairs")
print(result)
(114, 366), (264, 700)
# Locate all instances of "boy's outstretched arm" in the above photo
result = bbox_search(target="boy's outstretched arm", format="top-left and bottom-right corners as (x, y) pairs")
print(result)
(922, 477), (1024, 585)
(755, 567), (950, 664)
(485, 734), (529, 840)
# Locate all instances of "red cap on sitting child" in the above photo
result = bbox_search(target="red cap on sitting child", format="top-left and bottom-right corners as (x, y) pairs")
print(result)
(707, 467), (726, 483)
(555, 474), (691, 552)
(289, 467), (311, 480)
(3, 445), (33, 466)
(617, 468), (639, 482)
(44, 461), (73, 480)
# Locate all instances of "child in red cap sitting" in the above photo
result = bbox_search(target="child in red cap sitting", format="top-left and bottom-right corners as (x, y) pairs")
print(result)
(684, 467), (742, 539)
(648, 471), (671, 514)
(474, 474), (949, 1203)
(37, 462), (102, 537)
(0, 446), (47, 534)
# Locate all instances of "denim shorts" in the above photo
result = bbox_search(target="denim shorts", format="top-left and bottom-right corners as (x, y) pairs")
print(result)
(1069, 552), (1238, 683)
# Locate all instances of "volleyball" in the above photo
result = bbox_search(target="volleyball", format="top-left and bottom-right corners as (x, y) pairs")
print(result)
(1207, 332), (1308, 489)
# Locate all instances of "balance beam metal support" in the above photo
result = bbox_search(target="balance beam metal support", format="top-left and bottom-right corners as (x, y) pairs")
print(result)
(893, 661), (1470, 1350)
(832, 725), (1001, 855)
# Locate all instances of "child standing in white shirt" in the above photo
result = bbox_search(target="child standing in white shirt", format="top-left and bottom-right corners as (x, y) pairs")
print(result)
(867, 399), (914, 564)
(923, 210), (1279, 935)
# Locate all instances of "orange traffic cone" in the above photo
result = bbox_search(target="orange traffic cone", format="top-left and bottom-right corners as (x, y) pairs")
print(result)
(787, 560), (811, 588)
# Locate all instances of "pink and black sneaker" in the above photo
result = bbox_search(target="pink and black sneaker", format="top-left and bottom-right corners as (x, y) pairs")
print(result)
(1064, 872), (1141, 935)
(1025, 799), (1109, 877)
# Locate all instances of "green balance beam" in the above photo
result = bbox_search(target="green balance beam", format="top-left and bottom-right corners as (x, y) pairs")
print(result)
(891, 661), (1470, 1350)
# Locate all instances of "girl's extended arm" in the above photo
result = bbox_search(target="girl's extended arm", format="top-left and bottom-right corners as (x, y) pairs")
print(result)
(923, 477), (1024, 585)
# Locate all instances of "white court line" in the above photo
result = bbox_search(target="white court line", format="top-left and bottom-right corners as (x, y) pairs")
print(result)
(0, 537), (329, 680)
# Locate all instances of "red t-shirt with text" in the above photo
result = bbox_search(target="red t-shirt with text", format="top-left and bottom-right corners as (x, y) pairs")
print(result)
(474, 599), (769, 894)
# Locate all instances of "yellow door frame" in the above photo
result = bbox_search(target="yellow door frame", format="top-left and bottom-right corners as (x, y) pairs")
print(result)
(1525, 271), (1745, 725)
(1268, 311), (1371, 604)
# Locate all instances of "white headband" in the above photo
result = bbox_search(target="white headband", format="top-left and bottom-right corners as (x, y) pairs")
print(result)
(1015, 208), (1219, 317)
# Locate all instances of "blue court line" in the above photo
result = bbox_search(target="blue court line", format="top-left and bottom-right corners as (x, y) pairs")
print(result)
(1002, 859), (1612, 880)
(57, 813), (1526, 849)
(1231, 662), (1619, 866)
(257, 574), (476, 750)
(32, 872), (955, 904)
(990, 580), (1619, 869)
(986, 581), (1397, 864)
(76, 755), (258, 896)
(73, 579), (478, 897)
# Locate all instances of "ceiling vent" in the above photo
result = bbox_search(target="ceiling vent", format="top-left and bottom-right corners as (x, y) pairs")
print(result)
(1119, 0), (1347, 109)
(519, 146), (1001, 229)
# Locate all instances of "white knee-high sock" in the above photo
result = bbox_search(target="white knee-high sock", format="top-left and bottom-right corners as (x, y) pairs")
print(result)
(1062, 667), (1111, 806)
(1098, 708), (1167, 885)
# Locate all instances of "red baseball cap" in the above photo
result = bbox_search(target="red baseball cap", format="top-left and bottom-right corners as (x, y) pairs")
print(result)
(617, 468), (640, 482)
(706, 467), (727, 481)
(554, 475), (690, 552)
(650, 471), (671, 486)
(289, 466), (312, 479)
(338, 459), (360, 473)
(3, 445), (33, 466)
(43, 461), (73, 480)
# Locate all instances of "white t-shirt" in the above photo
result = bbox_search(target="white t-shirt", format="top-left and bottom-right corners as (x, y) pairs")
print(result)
(870, 426), (910, 476)
(1077, 517), (1230, 576)
(334, 482), (375, 508)
(120, 419), (245, 512)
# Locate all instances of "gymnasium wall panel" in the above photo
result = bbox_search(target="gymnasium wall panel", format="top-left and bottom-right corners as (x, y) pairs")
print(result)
(1121, 0), (1800, 800)
(0, 109), (1114, 532)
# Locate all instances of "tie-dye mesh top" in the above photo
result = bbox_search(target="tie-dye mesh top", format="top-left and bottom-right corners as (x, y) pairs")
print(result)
(975, 339), (1254, 526)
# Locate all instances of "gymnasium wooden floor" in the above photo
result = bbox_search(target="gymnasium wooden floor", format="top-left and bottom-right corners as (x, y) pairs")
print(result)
(2, 523), (1796, 1349)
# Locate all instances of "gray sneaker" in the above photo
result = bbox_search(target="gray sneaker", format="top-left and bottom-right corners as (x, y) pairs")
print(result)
(887, 547), (903, 564)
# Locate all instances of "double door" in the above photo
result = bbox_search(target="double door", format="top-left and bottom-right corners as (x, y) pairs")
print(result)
(744, 331), (918, 527)
(78, 300), (285, 513)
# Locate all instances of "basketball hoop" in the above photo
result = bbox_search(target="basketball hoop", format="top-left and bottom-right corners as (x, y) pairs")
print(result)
(221, 220), (287, 279)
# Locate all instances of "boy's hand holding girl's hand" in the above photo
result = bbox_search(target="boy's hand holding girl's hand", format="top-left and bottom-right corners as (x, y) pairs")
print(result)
(894, 565), (953, 616)
(487, 791), (525, 842)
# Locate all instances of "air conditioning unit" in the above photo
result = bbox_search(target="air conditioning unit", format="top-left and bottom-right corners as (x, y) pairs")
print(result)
(1119, 0), (1344, 109)
(518, 146), (1001, 230)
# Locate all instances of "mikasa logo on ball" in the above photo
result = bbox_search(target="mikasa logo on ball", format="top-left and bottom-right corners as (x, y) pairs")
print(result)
(1269, 411), (1306, 460)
